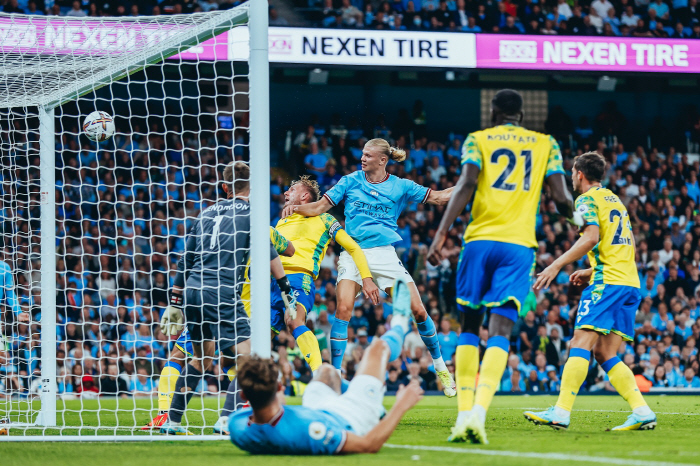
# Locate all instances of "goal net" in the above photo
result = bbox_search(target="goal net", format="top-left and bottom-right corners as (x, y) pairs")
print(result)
(0, 2), (270, 440)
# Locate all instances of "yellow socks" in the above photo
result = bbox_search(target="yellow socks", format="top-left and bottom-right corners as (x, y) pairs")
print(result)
(555, 348), (590, 413)
(456, 333), (480, 413)
(473, 336), (510, 418)
(158, 362), (182, 412)
(294, 325), (323, 372)
(603, 356), (647, 410)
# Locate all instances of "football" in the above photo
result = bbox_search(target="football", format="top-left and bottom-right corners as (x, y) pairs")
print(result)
(82, 110), (115, 142)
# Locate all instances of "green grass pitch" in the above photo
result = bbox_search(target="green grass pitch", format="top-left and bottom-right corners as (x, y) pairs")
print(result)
(2, 395), (700, 466)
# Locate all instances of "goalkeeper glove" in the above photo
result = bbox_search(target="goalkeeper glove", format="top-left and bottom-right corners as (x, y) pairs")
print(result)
(160, 292), (184, 337)
(277, 277), (299, 321)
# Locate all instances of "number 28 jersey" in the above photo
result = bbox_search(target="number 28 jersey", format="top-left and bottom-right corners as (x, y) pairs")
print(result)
(461, 124), (565, 249)
(575, 187), (639, 288)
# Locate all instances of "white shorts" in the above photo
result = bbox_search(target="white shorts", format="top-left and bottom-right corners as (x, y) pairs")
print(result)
(301, 375), (385, 436)
(337, 245), (414, 292)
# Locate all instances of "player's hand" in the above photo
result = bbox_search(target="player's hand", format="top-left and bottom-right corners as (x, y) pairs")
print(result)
(17, 312), (30, 323)
(362, 277), (380, 305)
(533, 265), (560, 291)
(160, 305), (184, 336)
(568, 210), (585, 228)
(570, 268), (593, 287)
(281, 205), (297, 219)
(281, 291), (299, 321)
(427, 231), (447, 266)
(394, 379), (424, 412)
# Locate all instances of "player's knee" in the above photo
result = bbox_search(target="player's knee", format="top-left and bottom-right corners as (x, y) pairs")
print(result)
(336, 302), (353, 320)
(367, 338), (389, 358)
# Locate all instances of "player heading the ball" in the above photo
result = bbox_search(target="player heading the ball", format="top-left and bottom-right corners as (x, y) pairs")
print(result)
(283, 138), (457, 397)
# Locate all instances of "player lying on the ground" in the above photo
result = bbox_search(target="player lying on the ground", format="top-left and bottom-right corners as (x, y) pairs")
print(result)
(271, 175), (379, 374)
(283, 138), (456, 397)
(427, 89), (575, 444)
(229, 277), (424, 455)
(524, 151), (657, 431)
(158, 161), (299, 435)
(143, 226), (295, 431)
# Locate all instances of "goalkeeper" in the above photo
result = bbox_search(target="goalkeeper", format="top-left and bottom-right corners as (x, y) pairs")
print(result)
(159, 161), (298, 436)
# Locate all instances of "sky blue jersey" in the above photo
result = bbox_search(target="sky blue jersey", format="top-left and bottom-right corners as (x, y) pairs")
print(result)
(323, 171), (430, 249)
(0, 260), (21, 315)
(229, 406), (351, 455)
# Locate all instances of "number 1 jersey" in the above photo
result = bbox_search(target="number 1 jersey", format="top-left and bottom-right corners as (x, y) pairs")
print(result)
(461, 124), (565, 249)
(575, 187), (639, 288)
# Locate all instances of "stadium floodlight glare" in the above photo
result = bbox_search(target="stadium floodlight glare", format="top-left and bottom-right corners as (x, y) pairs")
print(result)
(597, 76), (617, 92)
(308, 68), (329, 85)
(0, 1), (269, 441)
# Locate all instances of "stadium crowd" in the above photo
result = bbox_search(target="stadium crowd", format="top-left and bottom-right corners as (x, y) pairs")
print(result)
(3, 0), (700, 39)
(2, 99), (700, 400)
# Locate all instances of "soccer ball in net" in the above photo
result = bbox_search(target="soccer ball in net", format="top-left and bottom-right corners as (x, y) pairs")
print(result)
(82, 110), (115, 142)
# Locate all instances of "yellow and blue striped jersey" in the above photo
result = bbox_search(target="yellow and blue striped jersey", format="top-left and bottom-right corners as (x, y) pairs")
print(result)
(575, 187), (639, 288)
(461, 124), (564, 249)
(275, 213), (341, 279)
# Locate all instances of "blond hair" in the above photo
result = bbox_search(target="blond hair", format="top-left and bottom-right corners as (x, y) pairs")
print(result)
(366, 138), (407, 163)
(290, 175), (320, 202)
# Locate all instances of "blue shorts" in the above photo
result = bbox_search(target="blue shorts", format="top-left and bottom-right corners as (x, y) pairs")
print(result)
(456, 240), (536, 322)
(575, 284), (640, 342)
(270, 273), (315, 334)
(174, 327), (194, 358)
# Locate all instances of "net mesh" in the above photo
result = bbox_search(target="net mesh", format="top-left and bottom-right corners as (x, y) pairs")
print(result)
(0, 6), (254, 437)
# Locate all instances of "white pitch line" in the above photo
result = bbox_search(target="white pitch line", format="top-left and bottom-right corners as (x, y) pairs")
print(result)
(384, 444), (694, 466)
(491, 407), (700, 416)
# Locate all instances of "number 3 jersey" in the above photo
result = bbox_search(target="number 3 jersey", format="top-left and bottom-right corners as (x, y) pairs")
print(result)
(575, 187), (639, 288)
(461, 124), (564, 249)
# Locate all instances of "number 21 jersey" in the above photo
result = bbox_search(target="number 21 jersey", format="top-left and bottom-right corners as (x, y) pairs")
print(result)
(575, 187), (639, 288)
(461, 124), (564, 249)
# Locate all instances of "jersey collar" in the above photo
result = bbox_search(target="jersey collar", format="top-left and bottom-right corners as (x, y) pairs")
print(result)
(247, 407), (285, 427)
(364, 172), (390, 184)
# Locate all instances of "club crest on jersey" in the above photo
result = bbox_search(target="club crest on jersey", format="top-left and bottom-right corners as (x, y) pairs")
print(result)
(309, 421), (327, 440)
(370, 190), (379, 197)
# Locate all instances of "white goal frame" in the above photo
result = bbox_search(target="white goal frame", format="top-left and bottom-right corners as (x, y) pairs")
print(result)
(0, 0), (270, 440)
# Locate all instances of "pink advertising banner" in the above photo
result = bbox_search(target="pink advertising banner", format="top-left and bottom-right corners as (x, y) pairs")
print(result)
(0, 15), (228, 60)
(476, 34), (700, 73)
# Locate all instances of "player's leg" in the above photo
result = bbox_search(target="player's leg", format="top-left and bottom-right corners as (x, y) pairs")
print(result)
(524, 328), (598, 429)
(283, 274), (323, 373)
(331, 278), (361, 371)
(142, 344), (188, 430)
(215, 338), (251, 435)
(596, 287), (656, 431)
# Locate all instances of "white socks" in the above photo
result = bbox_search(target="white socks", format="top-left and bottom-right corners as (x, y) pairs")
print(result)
(391, 315), (410, 335)
(433, 356), (447, 373)
(472, 405), (487, 424)
(554, 406), (571, 420)
(633, 406), (652, 417)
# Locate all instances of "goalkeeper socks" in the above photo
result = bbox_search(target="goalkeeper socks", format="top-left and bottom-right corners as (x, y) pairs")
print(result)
(293, 325), (323, 372)
(330, 318), (349, 370)
(473, 335), (510, 421)
(555, 348), (591, 415)
(602, 356), (650, 414)
(416, 318), (447, 371)
(158, 361), (182, 412)
(169, 364), (202, 424)
(220, 376), (245, 418)
(456, 333), (479, 415)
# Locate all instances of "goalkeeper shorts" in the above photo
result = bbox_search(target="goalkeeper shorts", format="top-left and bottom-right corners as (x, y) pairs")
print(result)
(183, 288), (251, 352)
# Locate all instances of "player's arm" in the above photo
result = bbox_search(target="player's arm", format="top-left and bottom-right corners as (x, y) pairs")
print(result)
(533, 224), (599, 290)
(162, 223), (198, 336)
(270, 243), (299, 319)
(271, 226), (295, 257)
(335, 229), (380, 305)
(282, 196), (332, 219)
(544, 136), (575, 221)
(427, 164), (480, 265)
(424, 186), (454, 206)
(340, 381), (424, 454)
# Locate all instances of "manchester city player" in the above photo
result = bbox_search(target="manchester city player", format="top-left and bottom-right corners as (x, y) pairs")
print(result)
(283, 138), (457, 397)
(0, 251), (28, 323)
(524, 151), (657, 431)
(159, 162), (298, 435)
(427, 89), (575, 444)
(143, 226), (294, 431)
(272, 175), (379, 374)
(229, 277), (424, 455)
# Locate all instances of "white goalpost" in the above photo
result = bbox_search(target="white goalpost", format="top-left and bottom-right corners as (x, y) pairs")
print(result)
(0, 0), (269, 441)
